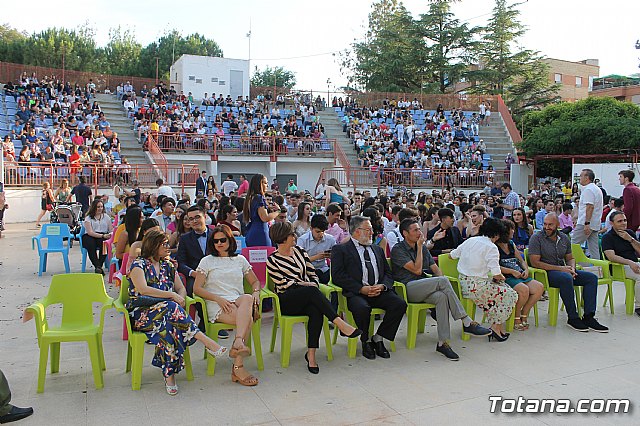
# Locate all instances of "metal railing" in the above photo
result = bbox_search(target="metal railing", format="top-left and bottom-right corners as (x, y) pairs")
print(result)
(147, 132), (337, 160)
(319, 167), (509, 193)
(3, 161), (199, 193)
(497, 95), (522, 144)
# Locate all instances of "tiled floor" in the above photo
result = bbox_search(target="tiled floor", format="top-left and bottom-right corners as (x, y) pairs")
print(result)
(1, 223), (639, 425)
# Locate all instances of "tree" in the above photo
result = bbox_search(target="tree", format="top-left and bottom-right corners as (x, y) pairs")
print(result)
(469, 0), (559, 116)
(0, 24), (27, 63)
(341, 0), (425, 92)
(21, 25), (99, 71)
(250, 66), (296, 89)
(102, 27), (142, 76)
(419, 0), (479, 93)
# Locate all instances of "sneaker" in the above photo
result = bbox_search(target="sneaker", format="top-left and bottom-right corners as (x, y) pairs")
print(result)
(436, 342), (459, 361)
(582, 315), (609, 333)
(217, 329), (230, 339)
(566, 317), (589, 332)
(635, 308), (640, 318)
(463, 321), (492, 336)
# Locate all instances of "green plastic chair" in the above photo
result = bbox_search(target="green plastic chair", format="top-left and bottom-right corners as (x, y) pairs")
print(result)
(605, 259), (637, 315)
(263, 271), (334, 368)
(191, 278), (264, 376)
(26, 273), (113, 393)
(437, 254), (525, 338)
(329, 283), (397, 358)
(113, 277), (194, 390)
(571, 244), (614, 313)
(391, 281), (436, 349)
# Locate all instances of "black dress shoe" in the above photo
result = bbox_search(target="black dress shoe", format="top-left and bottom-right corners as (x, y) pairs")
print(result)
(362, 341), (376, 360)
(0, 405), (34, 424)
(304, 352), (319, 374)
(374, 340), (390, 358)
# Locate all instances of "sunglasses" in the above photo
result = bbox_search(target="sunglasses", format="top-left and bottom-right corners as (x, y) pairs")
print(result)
(212, 237), (228, 244)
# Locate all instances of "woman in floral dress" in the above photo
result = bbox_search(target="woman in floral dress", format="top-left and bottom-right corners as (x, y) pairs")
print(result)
(127, 229), (228, 395)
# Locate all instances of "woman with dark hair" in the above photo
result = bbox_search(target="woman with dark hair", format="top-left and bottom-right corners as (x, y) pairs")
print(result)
(82, 198), (113, 274)
(127, 218), (159, 272)
(292, 202), (311, 237)
(128, 229), (227, 395)
(193, 224), (261, 386)
(449, 218), (518, 342)
(421, 206), (440, 235)
(35, 182), (54, 227)
(243, 174), (279, 247)
(266, 221), (361, 374)
(362, 206), (388, 254)
(324, 178), (349, 209)
(215, 195), (231, 223)
(496, 220), (544, 331)
(196, 198), (215, 225)
(115, 206), (143, 260)
(511, 207), (533, 252)
(207, 175), (218, 194)
(218, 204), (241, 236)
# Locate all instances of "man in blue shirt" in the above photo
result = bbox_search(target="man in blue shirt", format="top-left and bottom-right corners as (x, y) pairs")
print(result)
(535, 200), (555, 230)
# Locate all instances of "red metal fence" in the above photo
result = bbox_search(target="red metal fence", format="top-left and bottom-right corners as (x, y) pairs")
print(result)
(148, 132), (336, 161)
(319, 167), (508, 193)
(3, 161), (199, 193)
(497, 95), (522, 144)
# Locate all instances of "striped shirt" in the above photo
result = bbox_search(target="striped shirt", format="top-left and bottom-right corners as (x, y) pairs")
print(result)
(266, 246), (319, 294)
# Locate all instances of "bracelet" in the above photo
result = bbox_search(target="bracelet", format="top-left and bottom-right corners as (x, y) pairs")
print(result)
(252, 289), (260, 293)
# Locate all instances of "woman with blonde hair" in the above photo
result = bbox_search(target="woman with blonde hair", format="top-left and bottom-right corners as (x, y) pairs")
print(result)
(324, 178), (349, 209)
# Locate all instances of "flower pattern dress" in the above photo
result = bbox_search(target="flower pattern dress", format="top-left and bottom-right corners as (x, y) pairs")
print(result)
(127, 258), (199, 378)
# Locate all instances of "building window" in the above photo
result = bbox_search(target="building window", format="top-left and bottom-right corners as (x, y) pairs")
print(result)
(188, 75), (195, 81)
(196, 78), (202, 84)
(554, 73), (562, 83)
(219, 80), (226, 85)
(211, 77), (218, 82)
(575, 76), (582, 88)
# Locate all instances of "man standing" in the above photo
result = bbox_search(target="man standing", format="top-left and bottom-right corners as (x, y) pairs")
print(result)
(529, 213), (608, 332)
(196, 170), (207, 198)
(286, 179), (297, 193)
(601, 211), (640, 316)
(499, 183), (520, 219)
(237, 174), (249, 197)
(391, 219), (490, 360)
(619, 170), (640, 233)
(68, 176), (93, 215)
(155, 178), (177, 200)
(571, 169), (603, 259)
(220, 174), (238, 196)
(315, 178), (327, 198)
(331, 216), (407, 360)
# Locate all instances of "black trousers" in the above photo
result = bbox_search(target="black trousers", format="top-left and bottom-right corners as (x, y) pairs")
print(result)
(315, 269), (338, 311)
(278, 286), (338, 349)
(347, 290), (407, 342)
(82, 234), (106, 269)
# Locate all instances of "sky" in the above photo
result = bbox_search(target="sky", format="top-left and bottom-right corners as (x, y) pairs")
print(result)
(6, 0), (640, 94)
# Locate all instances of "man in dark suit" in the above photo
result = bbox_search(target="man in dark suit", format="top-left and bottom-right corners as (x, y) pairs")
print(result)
(331, 215), (407, 360)
(427, 208), (463, 256)
(196, 170), (207, 198)
(177, 204), (227, 336)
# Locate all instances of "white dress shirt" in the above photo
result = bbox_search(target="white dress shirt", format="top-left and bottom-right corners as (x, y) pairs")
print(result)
(449, 236), (501, 278)
(351, 238), (379, 286)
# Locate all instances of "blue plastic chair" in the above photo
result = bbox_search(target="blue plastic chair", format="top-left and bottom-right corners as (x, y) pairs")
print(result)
(78, 225), (109, 272)
(31, 224), (72, 276)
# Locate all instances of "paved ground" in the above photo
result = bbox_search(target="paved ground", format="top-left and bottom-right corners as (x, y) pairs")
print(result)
(1, 223), (639, 425)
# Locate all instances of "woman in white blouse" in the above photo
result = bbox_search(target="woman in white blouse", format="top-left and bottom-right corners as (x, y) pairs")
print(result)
(449, 218), (517, 342)
(193, 224), (261, 386)
(82, 199), (113, 274)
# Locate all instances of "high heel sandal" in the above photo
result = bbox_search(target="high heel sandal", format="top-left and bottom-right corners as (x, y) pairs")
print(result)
(231, 364), (259, 386)
(164, 377), (179, 396)
(487, 330), (509, 342)
(513, 318), (527, 331)
(206, 345), (228, 358)
(229, 337), (251, 358)
(520, 316), (530, 330)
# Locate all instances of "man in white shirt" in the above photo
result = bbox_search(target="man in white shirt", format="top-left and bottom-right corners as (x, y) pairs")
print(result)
(220, 174), (238, 196)
(571, 169), (604, 259)
(155, 178), (177, 200)
(315, 178), (327, 197)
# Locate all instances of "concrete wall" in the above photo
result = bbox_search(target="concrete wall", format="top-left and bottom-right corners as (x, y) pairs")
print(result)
(571, 162), (639, 199)
(170, 55), (250, 100)
(544, 58), (600, 102)
(510, 163), (535, 196)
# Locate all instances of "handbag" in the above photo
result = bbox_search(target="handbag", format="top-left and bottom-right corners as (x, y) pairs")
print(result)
(46, 204), (54, 211)
(131, 295), (171, 308)
(499, 257), (524, 274)
(252, 301), (261, 321)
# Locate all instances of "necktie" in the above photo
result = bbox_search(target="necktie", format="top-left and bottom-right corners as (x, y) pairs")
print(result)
(363, 246), (376, 286)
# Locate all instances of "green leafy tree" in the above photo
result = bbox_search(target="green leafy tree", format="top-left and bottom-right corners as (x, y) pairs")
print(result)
(0, 24), (27, 63)
(21, 26), (99, 71)
(469, 0), (559, 116)
(419, 0), (479, 93)
(250, 66), (296, 89)
(341, 0), (425, 92)
(102, 27), (142, 76)
(519, 97), (640, 178)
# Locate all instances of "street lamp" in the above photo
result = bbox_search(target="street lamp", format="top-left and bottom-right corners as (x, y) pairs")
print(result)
(326, 78), (331, 109)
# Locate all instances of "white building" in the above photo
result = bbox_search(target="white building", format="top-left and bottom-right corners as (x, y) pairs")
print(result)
(170, 54), (250, 100)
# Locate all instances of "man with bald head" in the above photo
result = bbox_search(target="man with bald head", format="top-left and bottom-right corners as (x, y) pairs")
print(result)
(528, 213), (608, 332)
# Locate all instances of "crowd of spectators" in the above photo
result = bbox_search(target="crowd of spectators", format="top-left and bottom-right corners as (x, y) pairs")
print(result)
(336, 97), (504, 187)
(1, 73), (130, 184)
(117, 83), (329, 154)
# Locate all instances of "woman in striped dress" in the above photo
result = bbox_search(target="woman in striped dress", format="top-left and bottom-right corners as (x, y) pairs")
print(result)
(266, 221), (362, 374)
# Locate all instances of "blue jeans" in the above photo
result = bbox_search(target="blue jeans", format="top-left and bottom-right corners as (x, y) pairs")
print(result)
(547, 270), (598, 320)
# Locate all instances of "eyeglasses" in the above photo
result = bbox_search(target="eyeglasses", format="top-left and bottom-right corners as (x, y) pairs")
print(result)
(162, 242), (170, 248)
(186, 214), (202, 221)
(357, 227), (374, 233)
(212, 237), (228, 244)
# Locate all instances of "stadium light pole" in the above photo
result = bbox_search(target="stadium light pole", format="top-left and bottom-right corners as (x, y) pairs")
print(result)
(326, 78), (331, 108)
